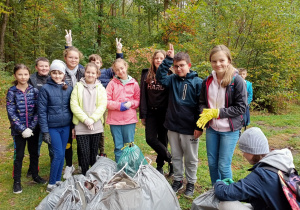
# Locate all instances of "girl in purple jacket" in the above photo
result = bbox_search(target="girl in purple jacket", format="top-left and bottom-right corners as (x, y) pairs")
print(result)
(6, 64), (46, 194)
(106, 58), (140, 162)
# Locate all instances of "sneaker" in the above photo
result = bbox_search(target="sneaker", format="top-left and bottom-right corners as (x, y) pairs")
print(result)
(33, 176), (47, 185)
(100, 153), (107, 157)
(168, 162), (174, 177)
(184, 183), (195, 198)
(13, 182), (22, 194)
(55, 181), (63, 186)
(63, 165), (75, 179)
(157, 166), (164, 175)
(172, 180), (183, 193)
(26, 169), (32, 178)
(46, 184), (56, 193)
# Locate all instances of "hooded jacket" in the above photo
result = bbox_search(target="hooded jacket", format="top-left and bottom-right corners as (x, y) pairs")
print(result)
(6, 85), (39, 136)
(214, 149), (294, 210)
(38, 78), (73, 133)
(156, 56), (203, 135)
(70, 78), (107, 130)
(199, 72), (247, 131)
(106, 76), (140, 125)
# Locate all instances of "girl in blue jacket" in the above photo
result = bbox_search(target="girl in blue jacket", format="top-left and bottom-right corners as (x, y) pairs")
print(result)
(38, 60), (73, 192)
(6, 64), (46, 194)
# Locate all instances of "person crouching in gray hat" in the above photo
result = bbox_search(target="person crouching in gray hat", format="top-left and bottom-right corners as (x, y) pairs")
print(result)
(213, 127), (294, 210)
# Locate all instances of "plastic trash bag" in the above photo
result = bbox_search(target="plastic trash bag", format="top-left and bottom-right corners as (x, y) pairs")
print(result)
(87, 166), (143, 210)
(191, 189), (220, 210)
(36, 176), (85, 210)
(86, 156), (117, 187)
(133, 159), (181, 210)
(117, 142), (148, 177)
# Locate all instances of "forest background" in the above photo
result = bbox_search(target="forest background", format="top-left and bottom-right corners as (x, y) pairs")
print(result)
(1, 0), (300, 112)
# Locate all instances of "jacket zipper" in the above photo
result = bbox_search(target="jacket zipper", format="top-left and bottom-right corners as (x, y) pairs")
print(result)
(23, 89), (29, 128)
(182, 84), (187, 100)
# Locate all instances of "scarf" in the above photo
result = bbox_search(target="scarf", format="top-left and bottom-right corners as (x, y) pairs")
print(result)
(66, 65), (78, 87)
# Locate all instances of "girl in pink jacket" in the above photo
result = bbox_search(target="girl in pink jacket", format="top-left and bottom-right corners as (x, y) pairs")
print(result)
(106, 58), (140, 162)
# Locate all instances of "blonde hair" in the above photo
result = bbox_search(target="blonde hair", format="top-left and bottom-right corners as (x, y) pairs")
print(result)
(63, 46), (83, 60)
(111, 58), (128, 73)
(146, 50), (166, 83)
(209, 45), (235, 88)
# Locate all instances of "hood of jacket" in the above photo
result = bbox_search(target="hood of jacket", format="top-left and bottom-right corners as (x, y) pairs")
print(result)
(174, 70), (198, 81)
(79, 77), (100, 88)
(257, 148), (295, 173)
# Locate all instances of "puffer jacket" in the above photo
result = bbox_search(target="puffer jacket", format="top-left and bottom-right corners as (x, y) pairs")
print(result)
(199, 73), (247, 131)
(70, 78), (107, 125)
(38, 78), (73, 133)
(156, 56), (203, 135)
(106, 77), (140, 125)
(6, 85), (39, 136)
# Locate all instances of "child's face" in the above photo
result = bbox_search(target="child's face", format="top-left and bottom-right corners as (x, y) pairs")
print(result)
(50, 70), (64, 84)
(173, 60), (191, 77)
(153, 52), (165, 69)
(14, 68), (30, 86)
(92, 59), (102, 70)
(210, 51), (231, 75)
(85, 66), (98, 84)
(114, 62), (128, 80)
(243, 152), (255, 165)
(240, 72), (247, 80)
(64, 50), (80, 70)
(35, 61), (50, 76)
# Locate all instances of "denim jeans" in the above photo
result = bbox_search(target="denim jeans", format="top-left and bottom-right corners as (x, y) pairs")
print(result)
(110, 123), (136, 163)
(206, 127), (240, 184)
(49, 126), (70, 185)
(38, 131), (54, 161)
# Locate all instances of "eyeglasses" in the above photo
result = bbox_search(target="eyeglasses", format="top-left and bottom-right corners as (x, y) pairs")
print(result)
(173, 64), (187, 70)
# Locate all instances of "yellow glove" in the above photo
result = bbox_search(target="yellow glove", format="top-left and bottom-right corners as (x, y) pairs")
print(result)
(196, 108), (219, 129)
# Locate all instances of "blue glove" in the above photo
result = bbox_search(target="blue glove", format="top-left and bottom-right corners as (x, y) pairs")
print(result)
(120, 102), (128, 111)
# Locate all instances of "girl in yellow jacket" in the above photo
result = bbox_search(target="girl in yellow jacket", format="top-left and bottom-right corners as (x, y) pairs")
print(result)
(70, 63), (107, 175)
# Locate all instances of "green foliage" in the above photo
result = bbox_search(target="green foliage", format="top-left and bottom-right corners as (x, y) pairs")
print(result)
(0, 70), (14, 105)
(2, 0), (300, 112)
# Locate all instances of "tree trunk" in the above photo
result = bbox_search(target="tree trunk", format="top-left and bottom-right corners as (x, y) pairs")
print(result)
(122, 0), (125, 16)
(97, 0), (104, 47)
(164, 0), (169, 18)
(0, 0), (10, 62)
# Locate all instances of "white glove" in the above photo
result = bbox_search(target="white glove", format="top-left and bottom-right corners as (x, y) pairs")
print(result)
(22, 128), (33, 138)
(116, 38), (122, 51)
(124, 101), (132, 109)
(65, 29), (72, 44)
(84, 118), (94, 126)
(87, 124), (94, 131)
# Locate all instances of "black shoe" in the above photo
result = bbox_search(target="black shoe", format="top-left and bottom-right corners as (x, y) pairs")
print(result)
(26, 169), (32, 178)
(168, 162), (174, 177)
(157, 166), (164, 175)
(172, 180), (183, 193)
(13, 182), (22, 194)
(184, 183), (194, 198)
(33, 176), (47, 185)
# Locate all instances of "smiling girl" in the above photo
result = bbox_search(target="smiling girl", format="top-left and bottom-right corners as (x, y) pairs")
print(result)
(197, 45), (247, 185)
(38, 60), (73, 192)
(106, 58), (140, 162)
(139, 50), (174, 176)
(70, 63), (107, 175)
(6, 64), (46, 194)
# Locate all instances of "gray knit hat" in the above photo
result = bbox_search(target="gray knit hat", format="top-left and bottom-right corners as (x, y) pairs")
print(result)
(50, 59), (66, 74)
(239, 127), (269, 155)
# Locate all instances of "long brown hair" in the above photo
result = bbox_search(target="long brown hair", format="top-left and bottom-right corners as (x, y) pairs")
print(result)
(146, 50), (166, 84)
(209, 45), (235, 88)
(12, 64), (30, 86)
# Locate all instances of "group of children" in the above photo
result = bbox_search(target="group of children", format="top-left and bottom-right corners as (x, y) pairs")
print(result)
(8, 30), (291, 210)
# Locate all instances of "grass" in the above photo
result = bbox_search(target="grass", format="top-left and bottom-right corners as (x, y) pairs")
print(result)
(0, 103), (300, 209)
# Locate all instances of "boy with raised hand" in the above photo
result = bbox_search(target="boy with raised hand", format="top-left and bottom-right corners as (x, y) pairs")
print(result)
(156, 44), (203, 198)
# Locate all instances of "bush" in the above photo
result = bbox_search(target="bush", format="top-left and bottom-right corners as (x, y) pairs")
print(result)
(0, 71), (14, 105)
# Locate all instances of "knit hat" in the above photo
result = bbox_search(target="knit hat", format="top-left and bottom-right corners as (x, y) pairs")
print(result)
(239, 127), (269, 155)
(50, 60), (66, 74)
